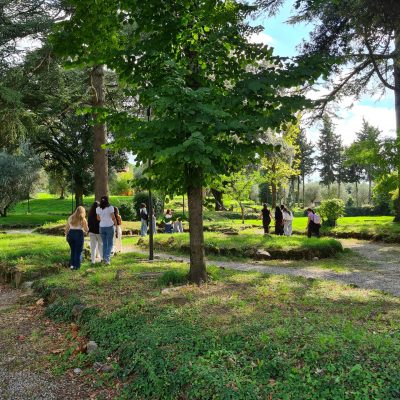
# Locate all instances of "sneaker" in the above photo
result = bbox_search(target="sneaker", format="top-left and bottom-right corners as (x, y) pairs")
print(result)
(70, 265), (75, 270)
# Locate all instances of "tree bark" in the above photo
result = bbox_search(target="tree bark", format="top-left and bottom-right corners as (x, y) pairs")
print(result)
(271, 182), (277, 209)
(75, 179), (84, 208)
(210, 188), (225, 211)
(92, 65), (109, 201)
(355, 181), (359, 207)
(368, 177), (372, 204)
(302, 174), (305, 208)
(188, 176), (207, 285)
(394, 32), (400, 222)
(240, 202), (245, 224)
(297, 176), (300, 205)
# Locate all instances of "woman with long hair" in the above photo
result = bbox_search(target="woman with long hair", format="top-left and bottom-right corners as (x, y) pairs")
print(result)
(274, 206), (283, 235)
(260, 203), (272, 234)
(88, 201), (103, 264)
(96, 196), (117, 265)
(65, 206), (88, 270)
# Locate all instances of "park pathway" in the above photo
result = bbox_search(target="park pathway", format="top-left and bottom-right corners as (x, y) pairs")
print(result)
(0, 285), (106, 400)
(130, 238), (400, 296)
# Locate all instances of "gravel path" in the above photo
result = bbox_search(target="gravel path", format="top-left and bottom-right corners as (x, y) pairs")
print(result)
(0, 285), (92, 400)
(132, 238), (400, 296)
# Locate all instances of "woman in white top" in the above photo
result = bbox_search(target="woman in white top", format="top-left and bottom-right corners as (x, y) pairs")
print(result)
(96, 196), (117, 265)
(282, 207), (294, 236)
(65, 206), (88, 270)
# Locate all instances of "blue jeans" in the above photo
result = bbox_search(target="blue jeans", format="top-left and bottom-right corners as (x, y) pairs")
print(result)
(140, 219), (148, 236)
(67, 229), (84, 269)
(100, 226), (114, 263)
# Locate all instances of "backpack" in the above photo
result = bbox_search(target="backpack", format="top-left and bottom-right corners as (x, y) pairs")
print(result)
(313, 214), (321, 224)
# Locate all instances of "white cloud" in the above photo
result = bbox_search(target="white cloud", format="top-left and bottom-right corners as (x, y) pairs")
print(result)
(335, 104), (396, 145)
(248, 32), (274, 45)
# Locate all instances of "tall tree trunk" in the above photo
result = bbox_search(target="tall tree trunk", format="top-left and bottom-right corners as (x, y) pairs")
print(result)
(355, 181), (359, 207)
(394, 32), (400, 222)
(338, 180), (341, 199)
(271, 182), (277, 209)
(302, 174), (305, 208)
(187, 172), (207, 284)
(368, 176), (372, 204)
(75, 179), (84, 208)
(92, 65), (109, 200)
(297, 176), (300, 205)
(211, 188), (225, 211)
(240, 202), (245, 224)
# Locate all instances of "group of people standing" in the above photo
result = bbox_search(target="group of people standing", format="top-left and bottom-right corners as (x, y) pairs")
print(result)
(139, 204), (183, 237)
(65, 196), (122, 270)
(260, 204), (294, 236)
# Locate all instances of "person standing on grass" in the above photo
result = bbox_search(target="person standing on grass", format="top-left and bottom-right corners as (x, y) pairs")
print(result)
(139, 203), (148, 237)
(96, 196), (117, 265)
(313, 211), (321, 238)
(260, 203), (272, 234)
(163, 209), (174, 233)
(65, 206), (88, 270)
(113, 206), (123, 254)
(307, 208), (316, 238)
(88, 201), (103, 264)
(274, 206), (283, 235)
(283, 207), (294, 236)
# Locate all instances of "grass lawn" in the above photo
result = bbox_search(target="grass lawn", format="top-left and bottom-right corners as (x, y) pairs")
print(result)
(1, 233), (399, 398)
(0, 194), (133, 227)
(136, 231), (343, 260)
(33, 252), (400, 399)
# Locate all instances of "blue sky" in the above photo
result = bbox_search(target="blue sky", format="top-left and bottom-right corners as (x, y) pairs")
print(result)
(250, 1), (396, 146)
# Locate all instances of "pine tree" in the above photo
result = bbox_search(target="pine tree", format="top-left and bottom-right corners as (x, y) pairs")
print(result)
(317, 115), (341, 191)
(296, 129), (315, 206)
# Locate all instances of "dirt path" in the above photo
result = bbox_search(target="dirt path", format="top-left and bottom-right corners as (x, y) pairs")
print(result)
(128, 238), (400, 296)
(0, 285), (97, 400)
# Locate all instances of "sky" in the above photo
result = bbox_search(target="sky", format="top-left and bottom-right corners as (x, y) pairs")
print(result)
(250, 1), (397, 146)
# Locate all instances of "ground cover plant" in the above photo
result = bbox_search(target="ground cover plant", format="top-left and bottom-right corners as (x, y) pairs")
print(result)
(33, 254), (400, 399)
(137, 231), (343, 260)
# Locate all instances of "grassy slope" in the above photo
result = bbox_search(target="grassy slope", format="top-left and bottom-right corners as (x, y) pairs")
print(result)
(37, 252), (400, 399)
(1, 234), (399, 398)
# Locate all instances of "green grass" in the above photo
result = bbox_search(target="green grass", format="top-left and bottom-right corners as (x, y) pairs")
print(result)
(1, 233), (399, 398)
(33, 253), (400, 399)
(137, 231), (343, 259)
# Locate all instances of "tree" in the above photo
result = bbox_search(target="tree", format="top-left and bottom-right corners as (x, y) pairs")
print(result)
(52, 0), (319, 284)
(317, 115), (341, 191)
(342, 147), (364, 207)
(222, 167), (262, 224)
(0, 148), (41, 216)
(0, 0), (65, 151)
(6, 46), (127, 207)
(296, 129), (315, 206)
(48, 168), (70, 199)
(258, 0), (400, 221)
(261, 122), (300, 208)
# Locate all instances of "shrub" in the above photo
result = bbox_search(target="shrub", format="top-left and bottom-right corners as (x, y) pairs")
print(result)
(133, 191), (164, 219)
(320, 199), (345, 227)
(344, 205), (391, 217)
(118, 202), (136, 221)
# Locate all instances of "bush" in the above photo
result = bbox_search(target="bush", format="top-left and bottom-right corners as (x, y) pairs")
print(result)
(133, 191), (164, 219)
(118, 203), (136, 221)
(344, 205), (391, 217)
(320, 199), (345, 227)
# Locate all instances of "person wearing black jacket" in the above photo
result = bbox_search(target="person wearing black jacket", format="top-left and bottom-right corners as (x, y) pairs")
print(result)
(88, 201), (103, 264)
(274, 206), (284, 235)
(260, 203), (272, 234)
